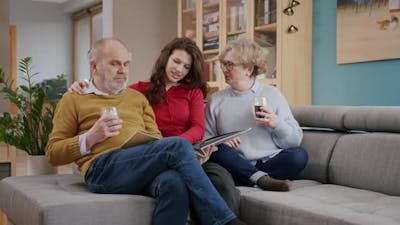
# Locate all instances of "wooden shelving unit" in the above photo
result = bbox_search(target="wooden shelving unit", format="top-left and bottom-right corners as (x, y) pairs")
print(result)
(177, 0), (312, 105)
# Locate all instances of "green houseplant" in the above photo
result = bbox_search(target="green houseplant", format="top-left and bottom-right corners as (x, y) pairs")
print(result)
(0, 57), (65, 156)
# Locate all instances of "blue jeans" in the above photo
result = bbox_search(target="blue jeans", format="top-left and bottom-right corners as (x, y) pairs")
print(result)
(209, 144), (308, 186)
(85, 137), (235, 225)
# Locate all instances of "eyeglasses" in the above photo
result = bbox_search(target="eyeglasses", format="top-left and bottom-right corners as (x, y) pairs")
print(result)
(219, 61), (240, 71)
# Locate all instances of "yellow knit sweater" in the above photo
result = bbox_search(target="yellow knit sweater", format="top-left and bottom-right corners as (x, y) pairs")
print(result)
(45, 89), (161, 179)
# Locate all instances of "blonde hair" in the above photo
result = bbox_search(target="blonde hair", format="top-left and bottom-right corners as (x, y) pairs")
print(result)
(219, 39), (268, 76)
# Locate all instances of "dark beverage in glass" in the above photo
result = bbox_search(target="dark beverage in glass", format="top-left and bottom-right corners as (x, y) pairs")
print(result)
(254, 105), (263, 118)
(254, 96), (267, 119)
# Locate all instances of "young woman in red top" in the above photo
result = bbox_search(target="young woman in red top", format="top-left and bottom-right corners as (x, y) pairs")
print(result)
(69, 37), (240, 215)
(129, 38), (207, 144)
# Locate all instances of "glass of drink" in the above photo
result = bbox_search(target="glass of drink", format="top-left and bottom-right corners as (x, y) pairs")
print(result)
(100, 106), (119, 118)
(254, 96), (268, 119)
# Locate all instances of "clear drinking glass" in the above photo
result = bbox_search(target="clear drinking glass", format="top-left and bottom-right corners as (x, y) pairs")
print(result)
(100, 106), (118, 118)
(254, 96), (268, 119)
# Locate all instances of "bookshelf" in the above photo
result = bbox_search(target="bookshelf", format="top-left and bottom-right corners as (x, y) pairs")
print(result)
(177, 0), (312, 105)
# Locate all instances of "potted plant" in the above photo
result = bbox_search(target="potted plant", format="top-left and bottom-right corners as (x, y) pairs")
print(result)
(0, 57), (65, 175)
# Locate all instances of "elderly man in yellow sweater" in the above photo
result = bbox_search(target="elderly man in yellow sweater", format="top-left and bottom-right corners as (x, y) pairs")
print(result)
(45, 38), (246, 225)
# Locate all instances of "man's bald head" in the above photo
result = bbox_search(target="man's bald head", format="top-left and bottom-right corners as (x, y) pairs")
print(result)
(88, 38), (130, 62)
(89, 38), (132, 95)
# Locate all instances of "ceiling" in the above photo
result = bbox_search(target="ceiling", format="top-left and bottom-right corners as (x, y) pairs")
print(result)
(31, 0), (69, 3)
(30, 0), (101, 13)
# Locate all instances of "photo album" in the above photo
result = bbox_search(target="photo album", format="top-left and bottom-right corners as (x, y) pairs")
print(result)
(194, 128), (252, 157)
(121, 130), (161, 149)
(121, 128), (252, 158)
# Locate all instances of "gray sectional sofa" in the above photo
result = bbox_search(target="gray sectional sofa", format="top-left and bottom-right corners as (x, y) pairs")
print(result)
(239, 106), (400, 225)
(1, 106), (400, 225)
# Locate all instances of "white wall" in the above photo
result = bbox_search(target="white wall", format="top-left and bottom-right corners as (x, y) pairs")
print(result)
(111, 0), (177, 83)
(9, 0), (72, 86)
(0, 0), (10, 113)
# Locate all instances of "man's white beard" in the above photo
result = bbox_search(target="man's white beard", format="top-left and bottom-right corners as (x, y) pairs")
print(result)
(104, 80), (127, 94)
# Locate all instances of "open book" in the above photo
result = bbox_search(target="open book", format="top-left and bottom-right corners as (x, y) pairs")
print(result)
(194, 128), (252, 157)
(121, 130), (161, 149)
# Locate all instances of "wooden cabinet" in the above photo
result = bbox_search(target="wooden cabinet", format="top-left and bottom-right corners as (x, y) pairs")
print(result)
(0, 143), (72, 177)
(177, 0), (312, 105)
(0, 142), (16, 177)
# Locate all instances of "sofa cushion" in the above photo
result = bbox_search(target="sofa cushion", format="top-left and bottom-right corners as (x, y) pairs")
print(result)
(291, 106), (350, 131)
(329, 133), (400, 196)
(344, 107), (400, 133)
(0, 175), (154, 225)
(296, 131), (342, 183)
(239, 182), (400, 225)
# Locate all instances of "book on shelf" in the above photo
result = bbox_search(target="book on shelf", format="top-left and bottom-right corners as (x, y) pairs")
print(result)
(121, 130), (161, 149)
(194, 128), (252, 157)
(203, 36), (219, 50)
(204, 22), (219, 32)
(204, 37), (218, 44)
(255, 0), (265, 26)
(203, 43), (219, 51)
(203, 11), (219, 24)
(229, 5), (246, 32)
(269, 0), (277, 23)
(255, 0), (277, 26)
(229, 6), (239, 32)
(264, 0), (270, 24)
(238, 5), (245, 30)
(203, 30), (219, 39)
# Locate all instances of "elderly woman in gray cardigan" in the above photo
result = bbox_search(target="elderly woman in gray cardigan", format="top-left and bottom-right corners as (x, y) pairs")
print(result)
(205, 39), (308, 191)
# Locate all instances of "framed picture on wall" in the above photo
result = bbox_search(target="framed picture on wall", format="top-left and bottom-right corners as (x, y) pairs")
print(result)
(337, 0), (400, 64)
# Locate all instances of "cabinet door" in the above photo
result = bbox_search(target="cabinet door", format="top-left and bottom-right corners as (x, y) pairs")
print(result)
(279, 0), (312, 105)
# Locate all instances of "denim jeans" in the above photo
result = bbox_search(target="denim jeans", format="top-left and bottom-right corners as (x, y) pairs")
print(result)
(85, 137), (235, 225)
(209, 144), (308, 186)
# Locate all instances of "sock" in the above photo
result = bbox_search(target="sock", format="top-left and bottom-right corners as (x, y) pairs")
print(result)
(256, 175), (291, 191)
(226, 218), (247, 225)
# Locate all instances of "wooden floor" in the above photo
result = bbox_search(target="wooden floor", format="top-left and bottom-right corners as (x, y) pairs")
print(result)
(0, 211), (6, 225)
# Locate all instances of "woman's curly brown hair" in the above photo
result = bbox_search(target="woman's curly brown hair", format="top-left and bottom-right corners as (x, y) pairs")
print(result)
(145, 37), (207, 104)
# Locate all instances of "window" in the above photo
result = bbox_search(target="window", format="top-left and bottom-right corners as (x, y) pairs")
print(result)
(72, 4), (102, 81)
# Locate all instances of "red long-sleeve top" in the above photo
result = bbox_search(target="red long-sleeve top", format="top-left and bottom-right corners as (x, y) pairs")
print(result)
(129, 81), (205, 144)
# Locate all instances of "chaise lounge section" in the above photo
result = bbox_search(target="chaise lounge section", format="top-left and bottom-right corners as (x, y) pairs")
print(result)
(239, 106), (400, 225)
(1, 106), (400, 225)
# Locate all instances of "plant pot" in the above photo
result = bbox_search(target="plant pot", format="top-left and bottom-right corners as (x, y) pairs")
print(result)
(16, 149), (57, 175)
(26, 154), (57, 175)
